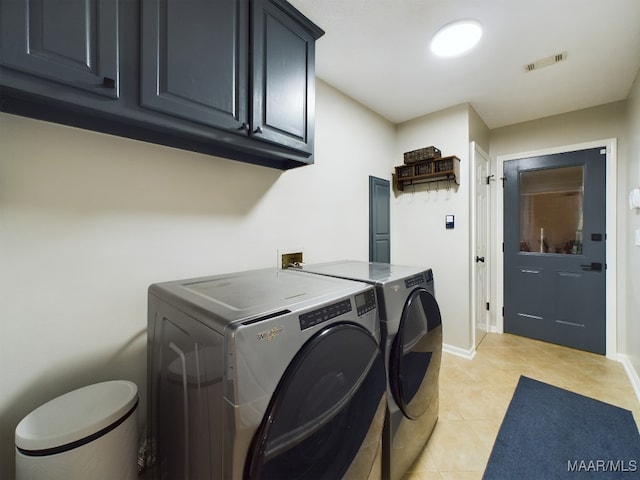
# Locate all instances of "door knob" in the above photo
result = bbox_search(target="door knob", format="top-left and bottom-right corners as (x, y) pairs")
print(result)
(475, 256), (485, 263)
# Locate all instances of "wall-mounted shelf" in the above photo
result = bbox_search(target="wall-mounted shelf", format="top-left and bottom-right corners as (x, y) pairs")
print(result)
(393, 155), (460, 191)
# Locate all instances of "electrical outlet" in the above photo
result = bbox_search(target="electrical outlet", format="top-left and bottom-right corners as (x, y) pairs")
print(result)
(281, 252), (303, 269)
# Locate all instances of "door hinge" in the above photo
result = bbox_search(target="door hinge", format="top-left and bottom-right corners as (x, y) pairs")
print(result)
(502, 242), (504, 253)
(502, 306), (504, 317)
(600, 148), (607, 155)
(486, 302), (490, 311)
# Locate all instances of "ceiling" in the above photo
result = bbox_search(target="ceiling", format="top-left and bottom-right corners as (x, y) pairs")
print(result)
(288, 0), (640, 129)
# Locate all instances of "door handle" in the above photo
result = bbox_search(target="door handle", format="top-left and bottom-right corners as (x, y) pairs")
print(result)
(102, 77), (116, 89)
(475, 256), (485, 263)
(581, 262), (603, 271)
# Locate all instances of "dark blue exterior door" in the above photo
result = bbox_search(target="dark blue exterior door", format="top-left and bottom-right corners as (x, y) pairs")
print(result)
(503, 148), (606, 354)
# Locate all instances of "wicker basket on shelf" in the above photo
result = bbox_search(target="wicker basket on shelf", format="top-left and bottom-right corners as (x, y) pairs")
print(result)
(396, 165), (414, 178)
(403, 146), (441, 164)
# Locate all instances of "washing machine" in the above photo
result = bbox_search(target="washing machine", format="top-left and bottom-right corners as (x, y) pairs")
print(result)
(294, 261), (442, 480)
(147, 267), (387, 480)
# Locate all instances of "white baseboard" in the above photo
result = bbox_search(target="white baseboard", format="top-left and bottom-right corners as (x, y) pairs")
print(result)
(443, 343), (476, 360)
(618, 354), (640, 406)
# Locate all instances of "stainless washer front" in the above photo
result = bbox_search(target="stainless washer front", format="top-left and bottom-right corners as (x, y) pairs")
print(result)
(147, 268), (387, 479)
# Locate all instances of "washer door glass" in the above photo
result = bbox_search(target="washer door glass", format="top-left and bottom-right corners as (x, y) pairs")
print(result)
(389, 288), (443, 419)
(245, 322), (386, 480)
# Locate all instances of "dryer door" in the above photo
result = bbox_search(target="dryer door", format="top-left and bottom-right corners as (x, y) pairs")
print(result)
(389, 288), (443, 419)
(245, 322), (386, 480)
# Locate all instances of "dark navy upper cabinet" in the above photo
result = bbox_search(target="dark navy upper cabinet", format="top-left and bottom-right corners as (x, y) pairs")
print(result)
(251, 0), (324, 155)
(140, 0), (249, 131)
(0, 0), (120, 98)
(0, 0), (324, 170)
(141, 0), (323, 156)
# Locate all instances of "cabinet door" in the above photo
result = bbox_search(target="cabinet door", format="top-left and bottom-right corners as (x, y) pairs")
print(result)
(141, 0), (248, 131)
(0, 0), (119, 98)
(251, 0), (323, 155)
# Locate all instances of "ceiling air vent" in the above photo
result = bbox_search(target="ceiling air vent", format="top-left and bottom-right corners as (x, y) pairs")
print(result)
(524, 51), (567, 72)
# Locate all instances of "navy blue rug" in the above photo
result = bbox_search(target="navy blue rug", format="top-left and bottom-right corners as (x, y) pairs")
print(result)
(483, 376), (640, 479)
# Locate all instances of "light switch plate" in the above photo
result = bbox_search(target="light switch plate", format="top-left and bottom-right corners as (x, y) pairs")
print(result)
(445, 215), (455, 229)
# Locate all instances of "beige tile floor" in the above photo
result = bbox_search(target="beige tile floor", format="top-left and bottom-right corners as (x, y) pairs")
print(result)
(403, 333), (640, 480)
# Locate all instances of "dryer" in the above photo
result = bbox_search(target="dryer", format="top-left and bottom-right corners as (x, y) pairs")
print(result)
(294, 261), (442, 480)
(147, 268), (386, 480)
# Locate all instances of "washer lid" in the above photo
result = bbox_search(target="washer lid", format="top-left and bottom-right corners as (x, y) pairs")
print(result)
(299, 260), (430, 284)
(149, 268), (371, 330)
(15, 380), (138, 451)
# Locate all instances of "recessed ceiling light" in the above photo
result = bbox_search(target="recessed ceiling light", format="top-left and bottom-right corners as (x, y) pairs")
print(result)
(430, 20), (483, 58)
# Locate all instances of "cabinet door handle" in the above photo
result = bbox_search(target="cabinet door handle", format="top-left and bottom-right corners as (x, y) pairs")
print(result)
(253, 126), (263, 134)
(102, 77), (116, 89)
(475, 256), (485, 263)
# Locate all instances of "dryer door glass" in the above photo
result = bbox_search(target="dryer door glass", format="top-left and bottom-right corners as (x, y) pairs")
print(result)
(245, 322), (386, 480)
(389, 288), (443, 419)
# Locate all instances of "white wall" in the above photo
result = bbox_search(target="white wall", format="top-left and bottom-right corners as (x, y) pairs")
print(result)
(0, 79), (396, 478)
(393, 105), (474, 352)
(469, 106), (491, 154)
(489, 101), (628, 155)
(625, 71), (640, 376)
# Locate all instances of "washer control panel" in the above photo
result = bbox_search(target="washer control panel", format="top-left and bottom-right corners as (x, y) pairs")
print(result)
(405, 274), (425, 289)
(355, 289), (376, 316)
(299, 299), (352, 331)
(298, 288), (377, 331)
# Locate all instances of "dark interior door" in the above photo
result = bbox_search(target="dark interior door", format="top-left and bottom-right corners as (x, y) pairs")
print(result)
(245, 322), (386, 480)
(389, 289), (442, 419)
(369, 176), (391, 263)
(503, 148), (606, 354)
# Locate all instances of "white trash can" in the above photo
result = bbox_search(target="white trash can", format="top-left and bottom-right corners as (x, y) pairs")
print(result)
(15, 380), (138, 480)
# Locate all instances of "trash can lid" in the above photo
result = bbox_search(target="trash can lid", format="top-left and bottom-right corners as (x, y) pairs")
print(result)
(15, 380), (138, 451)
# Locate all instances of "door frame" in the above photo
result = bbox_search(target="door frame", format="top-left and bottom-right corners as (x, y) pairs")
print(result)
(470, 141), (490, 349)
(495, 138), (617, 357)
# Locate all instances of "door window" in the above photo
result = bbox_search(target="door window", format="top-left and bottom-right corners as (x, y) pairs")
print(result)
(519, 165), (584, 254)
